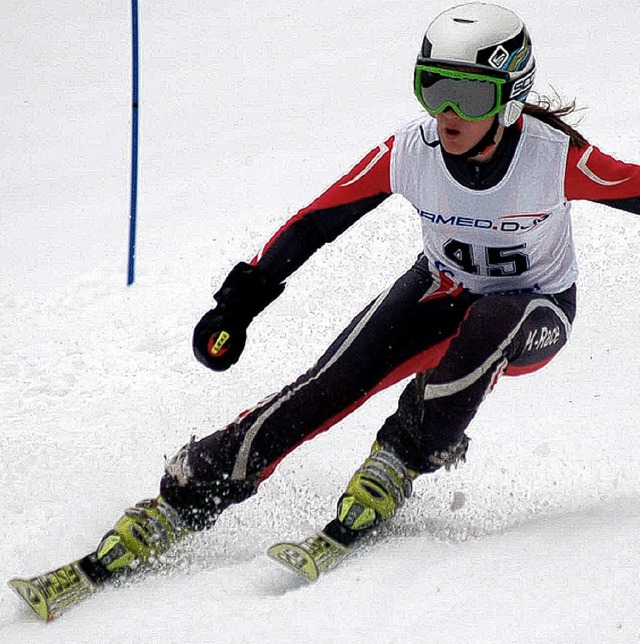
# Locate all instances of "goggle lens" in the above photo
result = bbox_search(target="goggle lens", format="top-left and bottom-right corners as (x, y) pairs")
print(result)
(415, 66), (506, 121)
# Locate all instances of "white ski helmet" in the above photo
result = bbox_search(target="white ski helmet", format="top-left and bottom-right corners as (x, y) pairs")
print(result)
(414, 2), (535, 127)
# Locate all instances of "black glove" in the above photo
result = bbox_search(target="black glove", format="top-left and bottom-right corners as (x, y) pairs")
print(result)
(193, 262), (285, 371)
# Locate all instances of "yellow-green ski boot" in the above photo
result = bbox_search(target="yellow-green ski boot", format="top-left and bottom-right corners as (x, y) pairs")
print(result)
(9, 496), (188, 621)
(268, 443), (418, 581)
(93, 496), (188, 573)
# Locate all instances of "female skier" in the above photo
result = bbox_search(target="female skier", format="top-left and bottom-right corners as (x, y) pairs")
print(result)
(11, 1), (640, 617)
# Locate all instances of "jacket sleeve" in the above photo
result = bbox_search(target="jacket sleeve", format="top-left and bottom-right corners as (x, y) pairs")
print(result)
(565, 142), (640, 214)
(250, 136), (394, 282)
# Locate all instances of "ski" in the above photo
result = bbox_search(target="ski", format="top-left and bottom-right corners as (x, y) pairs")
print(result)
(8, 560), (98, 622)
(12, 533), (350, 620)
(267, 531), (350, 581)
(13, 528), (351, 620)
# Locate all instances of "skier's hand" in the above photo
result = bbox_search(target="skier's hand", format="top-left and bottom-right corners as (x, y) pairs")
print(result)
(193, 262), (285, 371)
(193, 308), (247, 371)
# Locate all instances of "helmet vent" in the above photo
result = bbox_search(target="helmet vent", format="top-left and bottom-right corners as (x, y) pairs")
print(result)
(453, 18), (476, 23)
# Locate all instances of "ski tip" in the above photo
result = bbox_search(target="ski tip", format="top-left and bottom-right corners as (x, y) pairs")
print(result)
(267, 543), (320, 582)
(8, 578), (53, 622)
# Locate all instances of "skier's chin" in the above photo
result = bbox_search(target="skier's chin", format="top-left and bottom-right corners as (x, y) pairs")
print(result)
(435, 112), (495, 157)
(440, 128), (481, 156)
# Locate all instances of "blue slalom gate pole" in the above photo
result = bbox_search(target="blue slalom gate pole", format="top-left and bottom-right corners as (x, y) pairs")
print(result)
(127, 0), (140, 286)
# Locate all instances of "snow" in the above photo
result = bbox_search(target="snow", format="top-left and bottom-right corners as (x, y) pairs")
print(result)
(1, 0), (639, 641)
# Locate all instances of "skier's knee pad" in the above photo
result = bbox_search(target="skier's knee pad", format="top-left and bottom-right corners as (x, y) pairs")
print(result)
(160, 443), (258, 531)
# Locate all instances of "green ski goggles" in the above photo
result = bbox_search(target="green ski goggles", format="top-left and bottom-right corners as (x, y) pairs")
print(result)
(414, 64), (510, 121)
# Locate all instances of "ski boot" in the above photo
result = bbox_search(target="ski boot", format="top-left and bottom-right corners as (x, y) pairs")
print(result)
(268, 442), (418, 580)
(9, 495), (188, 621)
(325, 441), (418, 546)
(84, 495), (189, 578)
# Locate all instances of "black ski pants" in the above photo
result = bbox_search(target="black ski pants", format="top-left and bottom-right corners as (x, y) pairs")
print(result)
(161, 255), (576, 526)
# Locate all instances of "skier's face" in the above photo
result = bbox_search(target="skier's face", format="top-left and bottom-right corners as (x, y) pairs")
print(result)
(435, 109), (499, 158)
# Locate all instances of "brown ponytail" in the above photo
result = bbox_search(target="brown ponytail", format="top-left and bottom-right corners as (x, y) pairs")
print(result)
(522, 94), (587, 148)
